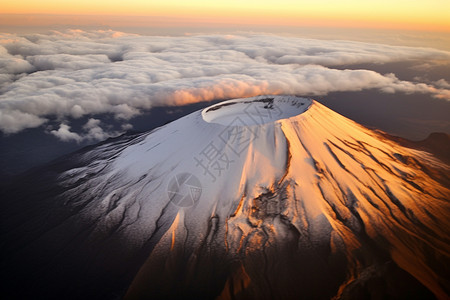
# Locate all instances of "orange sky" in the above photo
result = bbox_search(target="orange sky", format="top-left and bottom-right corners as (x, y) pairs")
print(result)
(2, 0), (450, 31)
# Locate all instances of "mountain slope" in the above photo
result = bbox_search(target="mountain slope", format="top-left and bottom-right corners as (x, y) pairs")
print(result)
(1, 95), (449, 300)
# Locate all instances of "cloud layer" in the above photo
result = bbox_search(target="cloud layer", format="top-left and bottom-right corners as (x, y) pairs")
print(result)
(1, 30), (449, 140)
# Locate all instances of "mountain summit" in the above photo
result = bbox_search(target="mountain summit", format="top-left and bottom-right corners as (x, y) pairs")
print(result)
(1, 96), (449, 299)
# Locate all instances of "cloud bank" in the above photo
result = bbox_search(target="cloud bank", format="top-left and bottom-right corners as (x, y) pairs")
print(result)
(1, 30), (449, 140)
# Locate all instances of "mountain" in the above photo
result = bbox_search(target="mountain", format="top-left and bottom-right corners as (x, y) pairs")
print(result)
(1, 95), (449, 300)
(384, 132), (450, 166)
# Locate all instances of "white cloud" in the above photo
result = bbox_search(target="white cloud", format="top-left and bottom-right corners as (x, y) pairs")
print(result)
(50, 123), (82, 142)
(0, 30), (449, 139)
(0, 109), (47, 134)
(82, 118), (118, 141)
(50, 118), (120, 143)
(434, 79), (450, 89)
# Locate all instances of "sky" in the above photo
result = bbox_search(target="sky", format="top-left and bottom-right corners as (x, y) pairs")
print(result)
(1, 1), (450, 176)
(2, 0), (450, 32)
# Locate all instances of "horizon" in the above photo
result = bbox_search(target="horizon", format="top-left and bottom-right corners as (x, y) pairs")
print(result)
(3, 0), (450, 32)
(3, 0), (450, 51)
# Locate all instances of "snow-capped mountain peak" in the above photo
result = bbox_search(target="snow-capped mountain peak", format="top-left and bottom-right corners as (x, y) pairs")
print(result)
(2, 95), (449, 300)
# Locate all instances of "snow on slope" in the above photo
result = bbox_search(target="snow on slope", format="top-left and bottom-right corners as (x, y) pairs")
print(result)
(2, 95), (449, 299)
